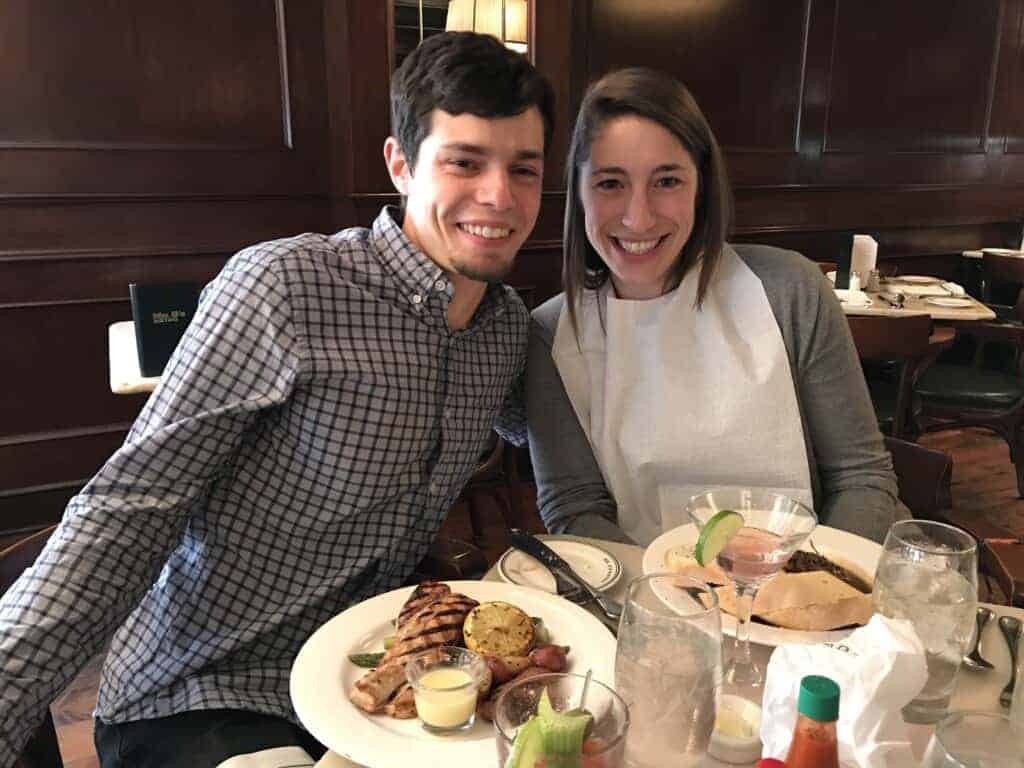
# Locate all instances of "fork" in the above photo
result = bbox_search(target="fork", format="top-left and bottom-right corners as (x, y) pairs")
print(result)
(998, 615), (1021, 708)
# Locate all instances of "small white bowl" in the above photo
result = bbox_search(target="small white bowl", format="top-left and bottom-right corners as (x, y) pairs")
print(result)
(708, 694), (763, 764)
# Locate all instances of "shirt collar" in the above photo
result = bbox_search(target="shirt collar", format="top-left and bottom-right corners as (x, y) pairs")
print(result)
(371, 206), (509, 325)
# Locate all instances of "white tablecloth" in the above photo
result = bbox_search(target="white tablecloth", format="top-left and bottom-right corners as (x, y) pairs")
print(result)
(314, 535), (1024, 768)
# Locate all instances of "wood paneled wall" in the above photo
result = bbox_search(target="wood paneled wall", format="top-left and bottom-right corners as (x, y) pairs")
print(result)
(0, 0), (333, 534)
(2, 0), (1024, 535)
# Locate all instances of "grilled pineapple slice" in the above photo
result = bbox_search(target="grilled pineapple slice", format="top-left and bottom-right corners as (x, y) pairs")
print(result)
(462, 601), (534, 657)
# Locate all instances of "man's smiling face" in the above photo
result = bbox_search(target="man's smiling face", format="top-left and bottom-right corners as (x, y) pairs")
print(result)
(386, 108), (545, 283)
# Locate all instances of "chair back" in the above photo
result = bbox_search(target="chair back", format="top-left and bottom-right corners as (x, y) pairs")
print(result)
(816, 261), (837, 275)
(883, 436), (952, 520)
(1, 525), (57, 593)
(1, 525), (65, 768)
(982, 252), (1024, 318)
(882, 438), (1024, 606)
(847, 314), (933, 360)
(848, 314), (933, 438)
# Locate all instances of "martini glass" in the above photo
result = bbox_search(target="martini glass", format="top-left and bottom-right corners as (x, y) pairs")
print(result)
(686, 488), (817, 691)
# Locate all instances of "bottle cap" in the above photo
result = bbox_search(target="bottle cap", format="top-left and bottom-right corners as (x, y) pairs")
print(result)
(755, 760), (785, 768)
(797, 675), (840, 722)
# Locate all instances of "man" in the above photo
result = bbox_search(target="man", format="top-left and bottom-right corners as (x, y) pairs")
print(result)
(0, 32), (553, 767)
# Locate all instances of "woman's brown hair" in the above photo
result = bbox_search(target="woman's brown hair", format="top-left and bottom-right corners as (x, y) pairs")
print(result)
(563, 67), (733, 338)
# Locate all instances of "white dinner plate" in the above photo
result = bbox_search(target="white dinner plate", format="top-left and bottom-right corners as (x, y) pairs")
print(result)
(290, 580), (616, 768)
(642, 524), (881, 646)
(497, 538), (622, 593)
(925, 297), (974, 308)
(890, 275), (942, 285)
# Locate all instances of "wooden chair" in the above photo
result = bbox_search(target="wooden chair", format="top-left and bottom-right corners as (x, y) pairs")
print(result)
(460, 432), (513, 545)
(916, 252), (1024, 495)
(882, 437), (1024, 606)
(848, 314), (935, 439)
(929, 511), (1024, 608)
(816, 261), (837, 276)
(1, 525), (65, 768)
(884, 436), (952, 520)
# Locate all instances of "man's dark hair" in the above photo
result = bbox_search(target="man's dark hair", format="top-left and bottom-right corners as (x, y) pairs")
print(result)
(390, 32), (555, 169)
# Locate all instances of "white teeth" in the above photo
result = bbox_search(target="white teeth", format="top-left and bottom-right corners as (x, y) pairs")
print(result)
(617, 238), (659, 254)
(462, 223), (511, 239)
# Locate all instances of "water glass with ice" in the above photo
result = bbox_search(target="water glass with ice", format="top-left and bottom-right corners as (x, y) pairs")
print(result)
(921, 710), (1024, 767)
(614, 573), (722, 767)
(872, 520), (977, 724)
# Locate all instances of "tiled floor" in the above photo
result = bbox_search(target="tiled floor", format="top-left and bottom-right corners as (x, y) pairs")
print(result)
(45, 433), (1024, 764)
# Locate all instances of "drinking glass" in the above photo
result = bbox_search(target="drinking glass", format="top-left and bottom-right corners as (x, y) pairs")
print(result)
(921, 711), (1024, 767)
(492, 672), (629, 767)
(614, 573), (722, 767)
(872, 520), (978, 724)
(686, 489), (816, 690)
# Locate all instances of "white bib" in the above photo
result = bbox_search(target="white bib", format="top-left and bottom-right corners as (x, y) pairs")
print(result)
(551, 246), (812, 546)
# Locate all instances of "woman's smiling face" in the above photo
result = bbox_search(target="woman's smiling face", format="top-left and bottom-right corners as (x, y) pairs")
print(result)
(580, 115), (699, 300)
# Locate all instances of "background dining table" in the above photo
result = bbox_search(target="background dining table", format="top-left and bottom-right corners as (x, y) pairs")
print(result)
(839, 290), (995, 321)
(313, 534), (1024, 768)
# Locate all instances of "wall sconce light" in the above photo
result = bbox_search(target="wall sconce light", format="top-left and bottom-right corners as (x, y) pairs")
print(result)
(444, 0), (528, 52)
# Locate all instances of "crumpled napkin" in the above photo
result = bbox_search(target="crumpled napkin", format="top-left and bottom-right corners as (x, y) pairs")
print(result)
(760, 614), (928, 768)
(888, 281), (966, 297)
(834, 288), (872, 306)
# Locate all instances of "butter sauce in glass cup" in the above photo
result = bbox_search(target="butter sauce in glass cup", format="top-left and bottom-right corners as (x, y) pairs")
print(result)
(405, 646), (487, 733)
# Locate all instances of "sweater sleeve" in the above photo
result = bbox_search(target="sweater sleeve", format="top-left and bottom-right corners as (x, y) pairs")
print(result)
(525, 303), (635, 544)
(776, 257), (903, 542)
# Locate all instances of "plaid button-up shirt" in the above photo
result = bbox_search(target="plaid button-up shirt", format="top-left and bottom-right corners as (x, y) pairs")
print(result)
(0, 207), (528, 760)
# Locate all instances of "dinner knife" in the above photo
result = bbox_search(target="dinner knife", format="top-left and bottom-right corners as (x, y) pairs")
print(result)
(508, 529), (622, 621)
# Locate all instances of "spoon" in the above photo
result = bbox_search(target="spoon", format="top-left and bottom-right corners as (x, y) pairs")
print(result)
(963, 606), (995, 670)
(998, 615), (1021, 708)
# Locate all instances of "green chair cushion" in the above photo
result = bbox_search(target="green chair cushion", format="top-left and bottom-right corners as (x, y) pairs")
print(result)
(916, 363), (1024, 411)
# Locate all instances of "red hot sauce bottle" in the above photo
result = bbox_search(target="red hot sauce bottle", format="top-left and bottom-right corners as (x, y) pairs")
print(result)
(784, 675), (840, 768)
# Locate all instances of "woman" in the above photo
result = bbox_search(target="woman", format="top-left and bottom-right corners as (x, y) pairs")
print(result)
(526, 68), (901, 546)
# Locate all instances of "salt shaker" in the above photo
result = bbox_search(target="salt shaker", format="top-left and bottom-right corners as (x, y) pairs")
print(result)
(866, 269), (881, 292)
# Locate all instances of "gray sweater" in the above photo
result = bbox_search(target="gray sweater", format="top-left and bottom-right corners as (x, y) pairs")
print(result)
(526, 243), (903, 545)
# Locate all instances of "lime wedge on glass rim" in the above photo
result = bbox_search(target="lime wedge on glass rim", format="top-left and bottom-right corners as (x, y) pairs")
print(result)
(694, 509), (743, 566)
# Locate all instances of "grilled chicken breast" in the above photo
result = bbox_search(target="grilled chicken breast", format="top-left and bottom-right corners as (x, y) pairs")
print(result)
(349, 660), (410, 713)
(349, 589), (479, 714)
(397, 581), (451, 631)
(382, 592), (478, 664)
(383, 683), (417, 719)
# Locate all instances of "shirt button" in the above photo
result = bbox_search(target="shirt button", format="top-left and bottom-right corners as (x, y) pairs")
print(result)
(430, 481), (442, 495)
(444, 407), (454, 421)
(435, 279), (448, 292)
(411, 294), (422, 305)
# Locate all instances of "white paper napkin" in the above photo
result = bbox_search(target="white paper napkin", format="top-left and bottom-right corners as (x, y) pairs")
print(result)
(760, 614), (928, 768)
